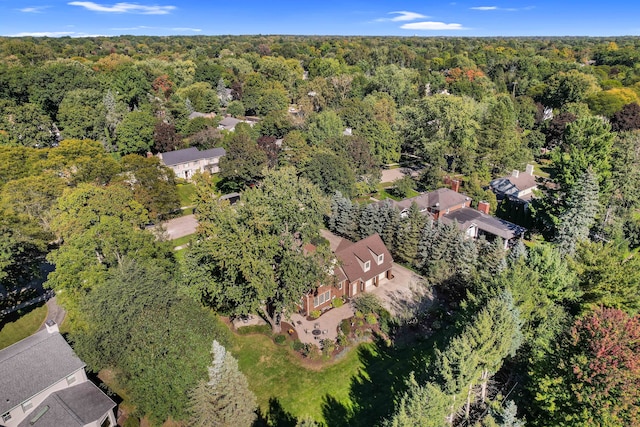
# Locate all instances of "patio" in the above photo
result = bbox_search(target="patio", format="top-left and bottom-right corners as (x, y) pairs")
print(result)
(289, 303), (355, 345)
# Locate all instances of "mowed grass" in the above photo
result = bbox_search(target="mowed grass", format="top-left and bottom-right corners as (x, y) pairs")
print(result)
(0, 304), (47, 349)
(229, 329), (438, 426)
(229, 332), (365, 423)
(176, 182), (196, 207)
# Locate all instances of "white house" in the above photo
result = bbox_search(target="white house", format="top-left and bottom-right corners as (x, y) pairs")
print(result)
(0, 321), (117, 427)
(158, 147), (226, 180)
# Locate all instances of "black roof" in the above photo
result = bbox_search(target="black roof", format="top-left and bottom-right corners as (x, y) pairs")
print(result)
(159, 147), (226, 166)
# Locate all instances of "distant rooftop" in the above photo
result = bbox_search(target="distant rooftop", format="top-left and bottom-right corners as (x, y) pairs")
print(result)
(159, 147), (226, 166)
(441, 207), (526, 240)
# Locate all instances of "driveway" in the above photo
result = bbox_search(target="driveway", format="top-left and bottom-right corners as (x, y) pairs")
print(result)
(380, 167), (421, 184)
(370, 264), (432, 318)
(161, 214), (198, 240)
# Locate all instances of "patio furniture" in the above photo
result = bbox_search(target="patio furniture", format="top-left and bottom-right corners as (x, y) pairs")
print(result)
(314, 323), (320, 329)
(322, 329), (328, 334)
(312, 329), (322, 336)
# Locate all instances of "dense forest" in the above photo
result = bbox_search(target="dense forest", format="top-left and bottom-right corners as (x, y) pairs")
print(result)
(2, 35), (640, 426)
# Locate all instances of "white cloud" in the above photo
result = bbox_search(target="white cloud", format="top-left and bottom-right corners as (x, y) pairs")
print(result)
(471, 6), (497, 10)
(172, 27), (201, 32)
(401, 21), (466, 30)
(389, 11), (428, 21)
(7, 31), (75, 37)
(471, 5), (534, 11)
(18, 6), (49, 13)
(68, 2), (175, 15)
(110, 25), (201, 32)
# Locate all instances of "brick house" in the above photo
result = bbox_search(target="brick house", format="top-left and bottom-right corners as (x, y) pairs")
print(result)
(0, 322), (117, 427)
(301, 234), (393, 316)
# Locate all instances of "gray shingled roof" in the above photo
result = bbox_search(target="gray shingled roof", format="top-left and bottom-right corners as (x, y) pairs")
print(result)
(159, 147), (226, 166)
(441, 207), (526, 240)
(490, 173), (537, 198)
(0, 330), (86, 414)
(17, 381), (116, 427)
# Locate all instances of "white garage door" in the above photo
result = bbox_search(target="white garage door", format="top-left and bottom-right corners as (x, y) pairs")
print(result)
(365, 278), (374, 289)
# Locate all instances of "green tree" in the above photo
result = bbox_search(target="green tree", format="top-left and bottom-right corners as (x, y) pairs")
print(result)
(187, 340), (257, 427)
(307, 110), (344, 146)
(115, 110), (156, 154)
(73, 260), (225, 424)
(218, 131), (267, 191)
(0, 103), (56, 147)
(302, 152), (355, 197)
(383, 374), (450, 427)
(58, 88), (107, 141)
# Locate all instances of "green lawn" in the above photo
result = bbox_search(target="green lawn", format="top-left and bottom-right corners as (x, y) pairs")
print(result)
(0, 304), (47, 349)
(171, 234), (194, 247)
(229, 330), (437, 426)
(176, 182), (196, 207)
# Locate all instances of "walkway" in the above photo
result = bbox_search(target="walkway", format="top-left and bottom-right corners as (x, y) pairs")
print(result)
(37, 297), (66, 331)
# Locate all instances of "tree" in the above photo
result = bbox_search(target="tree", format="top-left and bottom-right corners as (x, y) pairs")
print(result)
(611, 102), (640, 132)
(307, 110), (344, 146)
(0, 103), (56, 147)
(479, 94), (525, 173)
(115, 110), (156, 154)
(555, 169), (600, 256)
(552, 116), (614, 197)
(383, 374), (450, 427)
(73, 260), (226, 424)
(218, 131), (267, 191)
(187, 340), (257, 427)
(531, 308), (640, 426)
(58, 88), (107, 141)
(153, 121), (182, 153)
(542, 70), (599, 108)
(302, 152), (355, 197)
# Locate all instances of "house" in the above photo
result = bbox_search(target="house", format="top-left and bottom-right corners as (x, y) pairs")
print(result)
(158, 147), (226, 180)
(217, 116), (243, 131)
(0, 321), (116, 427)
(441, 203), (526, 249)
(490, 164), (538, 202)
(391, 185), (526, 247)
(301, 234), (393, 316)
(187, 111), (216, 120)
(389, 187), (471, 219)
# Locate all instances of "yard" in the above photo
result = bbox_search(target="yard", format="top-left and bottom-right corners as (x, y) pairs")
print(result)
(0, 304), (47, 349)
(229, 324), (438, 426)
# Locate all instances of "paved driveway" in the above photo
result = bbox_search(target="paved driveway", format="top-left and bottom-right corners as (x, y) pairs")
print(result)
(370, 264), (432, 318)
(162, 214), (198, 240)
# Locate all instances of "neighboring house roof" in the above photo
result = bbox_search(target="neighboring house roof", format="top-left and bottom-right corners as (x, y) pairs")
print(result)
(188, 111), (216, 120)
(441, 207), (526, 240)
(159, 147), (226, 166)
(17, 382), (116, 427)
(0, 330), (86, 415)
(218, 116), (242, 130)
(334, 234), (393, 284)
(393, 188), (470, 214)
(490, 171), (537, 200)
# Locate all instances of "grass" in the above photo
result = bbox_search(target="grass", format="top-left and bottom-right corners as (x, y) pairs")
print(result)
(229, 327), (439, 426)
(0, 304), (47, 349)
(176, 182), (196, 207)
(171, 234), (194, 246)
(229, 332), (364, 424)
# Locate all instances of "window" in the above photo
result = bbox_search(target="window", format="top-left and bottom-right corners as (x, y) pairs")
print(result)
(313, 290), (331, 307)
(363, 261), (371, 272)
(66, 374), (77, 386)
(377, 254), (384, 264)
(100, 415), (112, 427)
(22, 400), (33, 412)
(337, 281), (343, 290)
(2, 412), (11, 422)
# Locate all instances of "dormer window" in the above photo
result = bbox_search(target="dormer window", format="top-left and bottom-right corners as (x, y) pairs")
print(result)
(363, 261), (371, 272)
(377, 254), (384, 264)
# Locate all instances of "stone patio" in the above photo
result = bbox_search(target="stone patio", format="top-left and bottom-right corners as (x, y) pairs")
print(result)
(289, 303), (355, 345)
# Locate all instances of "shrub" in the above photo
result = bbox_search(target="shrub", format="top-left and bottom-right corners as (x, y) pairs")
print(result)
(337, 333), (349, 347)
(340, 319), (351, 335)
(123, 417), (140, 427)
(321, 339), (335, 356)
(355, 310), (364, 319)
(332, 297), (344, 308)
(292, 339), (305, 352)
(365, 313), (378, 325)
(274, 334), (287, 345)
(352, 293), (384, 315)
(310, 310), (321, 319)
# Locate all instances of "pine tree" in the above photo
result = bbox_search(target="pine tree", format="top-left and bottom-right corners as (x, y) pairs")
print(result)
(383, 373), (451, 427)
(187, 340), (257, 427)
(556, 169), (600, 256)
(359, 203), (381, 239)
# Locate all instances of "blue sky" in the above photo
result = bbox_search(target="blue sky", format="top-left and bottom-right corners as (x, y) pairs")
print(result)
(1, 1), (639, 37)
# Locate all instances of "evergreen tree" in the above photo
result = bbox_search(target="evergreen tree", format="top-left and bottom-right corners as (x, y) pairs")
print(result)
(187, 340), (257, 427)
(383, 373), (450, 427)
(555, 169), (600, 256)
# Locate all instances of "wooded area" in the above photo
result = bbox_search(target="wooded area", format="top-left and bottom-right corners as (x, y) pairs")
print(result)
(2, 35), (640, 426)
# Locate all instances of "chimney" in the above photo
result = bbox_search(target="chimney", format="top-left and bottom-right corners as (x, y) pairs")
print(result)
(451, 179), (460, 193)
(477, 201), (490, 215)
(525, 164), (534, 176)
(45, 320), (59, 334)
(512, 170), (519, 178)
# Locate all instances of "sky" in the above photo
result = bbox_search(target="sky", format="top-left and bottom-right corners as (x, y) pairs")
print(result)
(1, 1), (639, 38)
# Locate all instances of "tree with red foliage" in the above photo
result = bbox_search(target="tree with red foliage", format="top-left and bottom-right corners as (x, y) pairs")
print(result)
(611, 102), (640, 132)
(257, 135), (279, 169)
(153, 121), (182, 153)
(531, 307), (640, 426)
